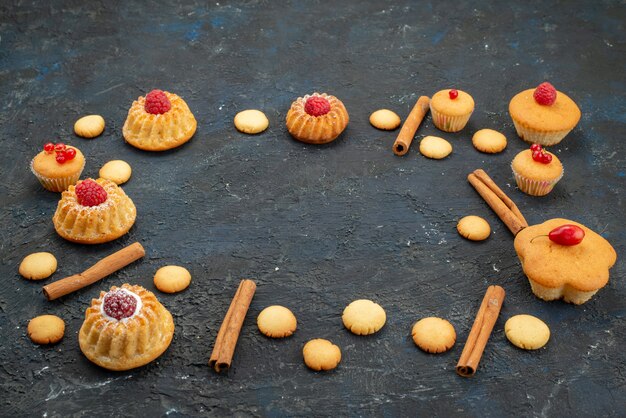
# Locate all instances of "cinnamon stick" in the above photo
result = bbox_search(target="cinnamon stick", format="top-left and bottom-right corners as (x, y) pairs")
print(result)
(468, 169), (528, 236)
(209, 279), (257, 373)
(42, 242), (145, 301)
(456, 285), (506, 377)
(393, 96), (430, 156)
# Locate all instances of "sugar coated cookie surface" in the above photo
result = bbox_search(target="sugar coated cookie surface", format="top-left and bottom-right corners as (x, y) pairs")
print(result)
(28, 315), (65, 344)
(342, 299), (386, 335)
(303, 339), (341, 371)
(369, 109), (401, 130)
(257, 305), (297, 338)
(99, 160), (132, 185)
(411, 317), (456, 353)
(505, 314), (550, 350)
(19, 252), (57, 280)
(74, 115), (105, 138)
(153, 265), (191, 293)
(234, 109), (269, 134)
(419, 136), (452, 159)
(472, 129), (507, 153)
(457, 215), (491, 241)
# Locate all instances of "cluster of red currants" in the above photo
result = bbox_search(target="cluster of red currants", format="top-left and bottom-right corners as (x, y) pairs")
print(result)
(44, 142), (76, 164)
(530, 144), (552, 164)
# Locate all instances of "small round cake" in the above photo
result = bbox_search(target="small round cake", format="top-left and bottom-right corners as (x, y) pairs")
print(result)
(53, 178), (136, 244)
(430, 89), (474, 132)
(79, 284), (174, 371)
(123, 89), (197, 151)
(286, 92), (349, 144)
(31, 142), (85, 192)
(511, 145), (563, 196)
(509, 82), (581, 146)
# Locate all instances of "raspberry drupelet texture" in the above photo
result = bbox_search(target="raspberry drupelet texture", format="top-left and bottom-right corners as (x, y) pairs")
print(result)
(144, 89), (172, 114)
(533, 82), (557, 106)
(75, 179), (108, 207)
(103, 290), (138, 320)
(304, 96), (331, 116)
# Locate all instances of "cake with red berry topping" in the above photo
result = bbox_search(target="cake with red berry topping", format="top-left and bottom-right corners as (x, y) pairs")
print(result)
(514, 219), (617, 304)
(122, 89), (197, 151)
(53, 178), (136, 244)
(79, 284), (175, 370)
(511, 145), (563, 196)
(285, 92), (349, 144)
(509, 82), (581, 146)
(30, 142), (85, 192)
(429, 89), (474, 132)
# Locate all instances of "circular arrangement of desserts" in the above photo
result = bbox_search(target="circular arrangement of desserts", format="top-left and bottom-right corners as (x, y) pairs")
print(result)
(22, 83), (617, 375)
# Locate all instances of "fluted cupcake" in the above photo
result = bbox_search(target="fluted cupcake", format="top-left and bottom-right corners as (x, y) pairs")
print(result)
(53, 178), (136, 244)
(31, 142), (85, 192)
(123, 89), (197, 151)
(511, 145), (563, 196)
(286, 92), (349, 144)
(79, 284), (175, 371)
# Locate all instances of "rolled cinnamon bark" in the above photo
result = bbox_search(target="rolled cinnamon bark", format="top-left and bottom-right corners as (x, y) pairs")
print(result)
(209, 279), (257, 373)
(42, 242), (145, 301)
(456, 285), (506, 377)
(393, 96), (430, 156)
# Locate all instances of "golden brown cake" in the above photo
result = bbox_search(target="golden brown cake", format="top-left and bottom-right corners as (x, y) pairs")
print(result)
(79, 284), (175, 371)
(509, 82), (581, 146)
(514, 218), (617, 304)
(31, 142), (85, 192)
(511, 145), (563, 196)
(286, 92), (349, 144)
(430, 89), (474, 132)
(122, 89), (197, 151)
(53, 178), (136, 244)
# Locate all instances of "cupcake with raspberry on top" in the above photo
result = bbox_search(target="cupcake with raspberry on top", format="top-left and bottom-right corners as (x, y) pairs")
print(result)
(509, 82), (581, 146)
(123, 89), (197, 151)
(511, 144), (564, 196)
(286, 92), (349, 144)
(31, 142), (85, 192)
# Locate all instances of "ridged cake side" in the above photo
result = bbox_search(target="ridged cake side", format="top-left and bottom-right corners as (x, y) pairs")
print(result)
(79, 284), (175, 371)
(53, 178), (137, 244)
(286, 92), (349, 144)
(123, 91), (197, 151)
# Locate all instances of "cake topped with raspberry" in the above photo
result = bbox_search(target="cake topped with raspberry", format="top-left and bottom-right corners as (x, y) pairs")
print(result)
(79, 284), (175, 370)
(53, 178), (136, 244)
(286, 92), (349, 144)
(123, 89), (196, 151)
(509, 82), (581, 146)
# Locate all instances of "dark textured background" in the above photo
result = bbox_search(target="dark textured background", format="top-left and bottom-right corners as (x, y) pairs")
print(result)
(1, 0), (624, 416)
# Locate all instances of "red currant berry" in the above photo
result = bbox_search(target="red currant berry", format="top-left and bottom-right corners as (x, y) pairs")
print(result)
(532, 150), (542, 161)
(530, 144), (542, 152)
(449, 89), (459, 99)
(54, 143), (66, 152)
(64, 148), (76, 160)
(55, 153), (66, 164)
(44, 142), (55, 153)
(541, 153), (553, 164)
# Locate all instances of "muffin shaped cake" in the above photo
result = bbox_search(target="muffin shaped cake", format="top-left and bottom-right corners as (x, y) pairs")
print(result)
(511, 145), (563, 196)
(286, 92), (349, 144)
(430, 89), (474, 132)
(53, 178), (136, 244)
(514, 219), (617, 304)
(123, 89), (197, 151)
(79, 284), (175, 371)
(31, 142), (85, 192)
(509, 82), (581, 146)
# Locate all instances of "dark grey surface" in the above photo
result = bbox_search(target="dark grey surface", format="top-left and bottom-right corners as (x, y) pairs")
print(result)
(1, 1), (624, 416)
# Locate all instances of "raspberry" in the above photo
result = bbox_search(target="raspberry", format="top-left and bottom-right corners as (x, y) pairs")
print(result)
(533, 82), (557, 106)
(75, 179), (108, 207)
(144, 89), (171, 114)
(103, 289), (138, 320)
(304, 96), (331, 116)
